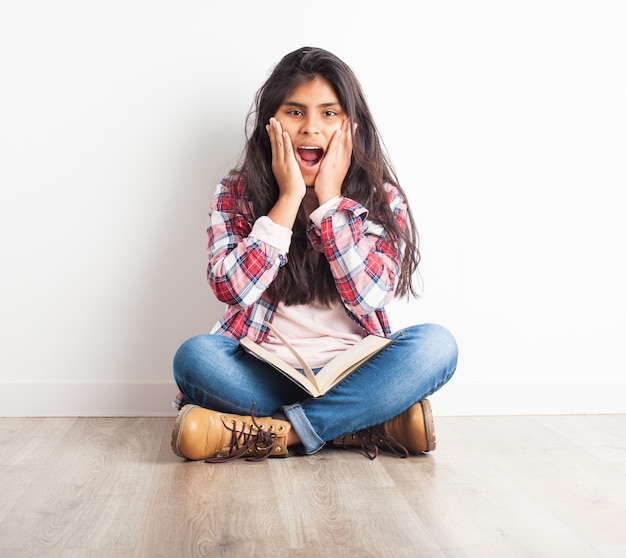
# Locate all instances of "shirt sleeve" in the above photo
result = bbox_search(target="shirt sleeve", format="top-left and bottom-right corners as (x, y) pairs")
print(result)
(306, 184), (407, 316)
(249, 216), (293, 253)
(206, 179), (290, 308)
(309, 195), (341, 226)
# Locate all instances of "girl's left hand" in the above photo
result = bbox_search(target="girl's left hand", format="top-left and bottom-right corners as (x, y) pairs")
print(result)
(314, 117), (353, 204)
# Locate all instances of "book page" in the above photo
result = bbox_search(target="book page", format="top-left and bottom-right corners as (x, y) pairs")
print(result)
(239, 336), (321, 397)
(264, 322), (318, 387)
(241, 323), (392, 398)
(315, 335), (392, 393)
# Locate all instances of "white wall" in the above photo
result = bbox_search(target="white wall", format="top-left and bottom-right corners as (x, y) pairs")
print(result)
(1, 1), (624, 416)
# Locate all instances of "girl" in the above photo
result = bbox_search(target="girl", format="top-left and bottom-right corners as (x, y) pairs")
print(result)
(171, 47), (458, 461)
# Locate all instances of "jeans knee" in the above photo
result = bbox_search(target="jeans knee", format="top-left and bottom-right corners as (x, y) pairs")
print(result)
(173, 333), (241, 386)
(420, 323), (459, 370)
(173, 335), (205, 384)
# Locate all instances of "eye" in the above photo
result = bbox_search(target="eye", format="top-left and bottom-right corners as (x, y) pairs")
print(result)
(323, 110), (337, 117)
(287, 109), (303, 117)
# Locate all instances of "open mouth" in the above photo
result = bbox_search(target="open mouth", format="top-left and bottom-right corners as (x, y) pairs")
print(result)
(297, 146), (324, 167)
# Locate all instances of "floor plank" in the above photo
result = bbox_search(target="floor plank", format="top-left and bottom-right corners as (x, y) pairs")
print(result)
(1, 414), (625, 557)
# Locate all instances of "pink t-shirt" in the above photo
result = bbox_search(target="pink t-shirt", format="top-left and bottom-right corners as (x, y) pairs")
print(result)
(254, 190), (366, 368)
(260, 301), (366, 369)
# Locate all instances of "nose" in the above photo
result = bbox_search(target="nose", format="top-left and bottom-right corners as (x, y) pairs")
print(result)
(301, 114), (320, 135)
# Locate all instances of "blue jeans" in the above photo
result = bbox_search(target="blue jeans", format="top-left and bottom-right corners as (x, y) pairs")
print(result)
(173, 323), (458, 455)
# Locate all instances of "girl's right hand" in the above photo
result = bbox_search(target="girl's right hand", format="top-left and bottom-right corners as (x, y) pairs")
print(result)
(266, 117), (305, 229)
(266, 117), (306, 201)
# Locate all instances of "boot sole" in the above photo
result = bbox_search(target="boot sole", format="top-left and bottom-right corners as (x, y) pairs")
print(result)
(421, 399), (436, 452)
(171, 404), (196, 458)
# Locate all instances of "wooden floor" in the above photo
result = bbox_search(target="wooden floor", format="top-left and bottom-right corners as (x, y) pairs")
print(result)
(1, 414), (625, 557)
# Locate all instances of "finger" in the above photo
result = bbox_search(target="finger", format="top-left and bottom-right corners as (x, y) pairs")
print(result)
(329, 118), (352, 158)
(268, 117), (285, 165)
(281, 130), (295, 163)
(342, 117), (353, 150)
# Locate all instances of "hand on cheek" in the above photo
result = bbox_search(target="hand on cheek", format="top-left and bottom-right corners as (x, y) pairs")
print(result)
(314, 117), (353, 205)
(266, 117), (306, 200)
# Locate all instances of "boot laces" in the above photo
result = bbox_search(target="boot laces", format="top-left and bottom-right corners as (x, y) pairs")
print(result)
(205, 407), (279, 463)
(339, 425), (409, 460)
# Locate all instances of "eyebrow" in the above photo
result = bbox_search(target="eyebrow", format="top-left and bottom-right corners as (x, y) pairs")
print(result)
(281, 101), (341, 109)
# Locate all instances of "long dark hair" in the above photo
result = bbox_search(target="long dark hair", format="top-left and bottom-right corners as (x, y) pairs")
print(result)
(232, 46), (420, 304)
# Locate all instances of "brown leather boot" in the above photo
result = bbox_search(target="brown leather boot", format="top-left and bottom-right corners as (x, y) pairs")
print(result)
(171, 405), (291, 462)
(333, 399), (436, 459)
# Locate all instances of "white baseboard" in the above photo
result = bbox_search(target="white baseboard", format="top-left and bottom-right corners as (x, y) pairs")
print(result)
(428, 377), (626, 416)
(1, 381), (180, 417)
(1, 378), (625, 417)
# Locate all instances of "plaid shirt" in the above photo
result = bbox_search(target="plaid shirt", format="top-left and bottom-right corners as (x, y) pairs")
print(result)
(207, 174), (409, 342)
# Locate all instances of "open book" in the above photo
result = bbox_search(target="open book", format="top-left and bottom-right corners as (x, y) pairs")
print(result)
(239, 322), (393, 397)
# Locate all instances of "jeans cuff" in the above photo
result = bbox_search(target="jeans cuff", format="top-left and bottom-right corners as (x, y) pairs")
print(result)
(282, 403), (325, 455)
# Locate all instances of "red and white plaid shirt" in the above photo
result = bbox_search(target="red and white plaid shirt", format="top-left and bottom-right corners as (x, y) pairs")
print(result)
(207, 174), (409, 342)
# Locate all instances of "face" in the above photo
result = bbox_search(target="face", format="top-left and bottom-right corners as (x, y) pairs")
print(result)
(274, 76), (346, 186)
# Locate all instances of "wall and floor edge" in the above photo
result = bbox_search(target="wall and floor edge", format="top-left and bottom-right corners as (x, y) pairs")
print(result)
(2, 379), (624, 417)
